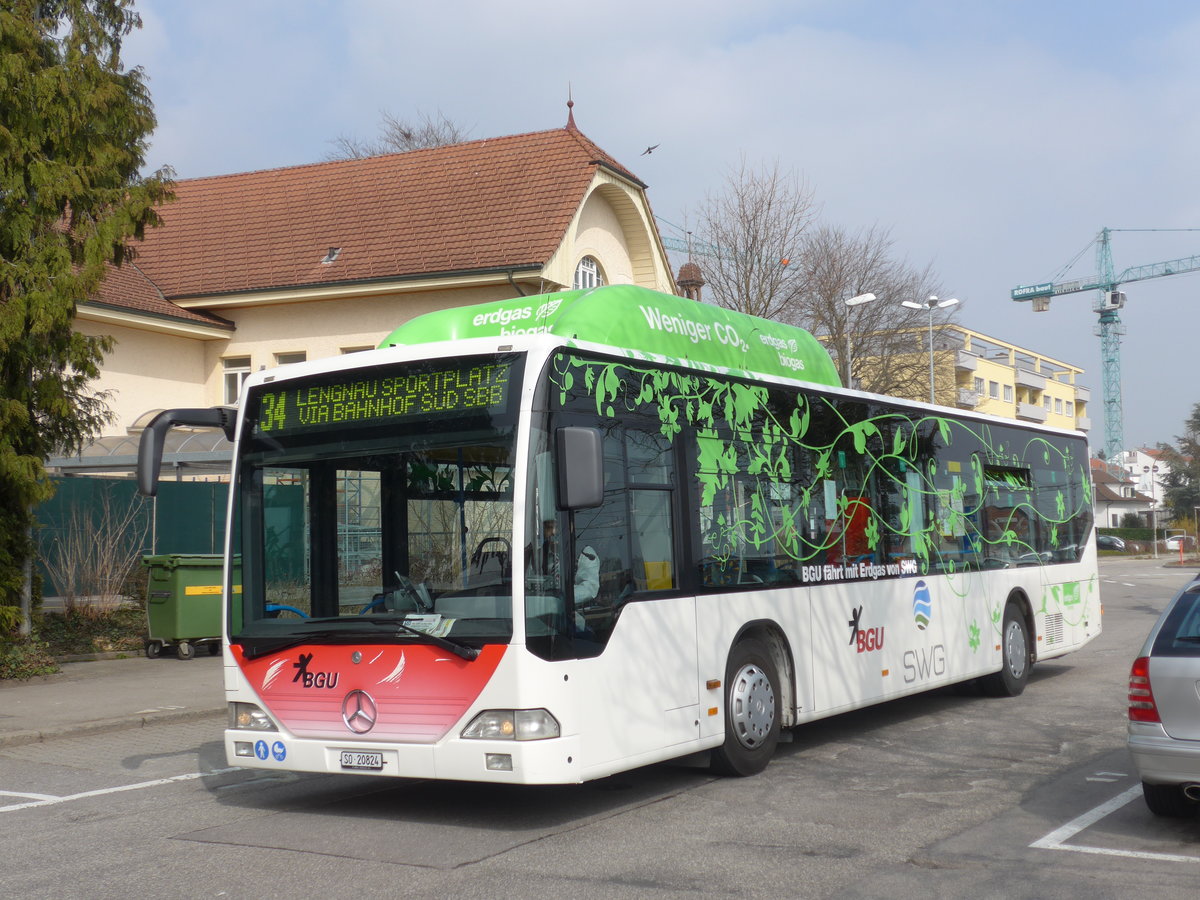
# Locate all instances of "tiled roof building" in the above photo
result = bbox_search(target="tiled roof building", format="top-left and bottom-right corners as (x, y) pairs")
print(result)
(65, 119), (675, 469)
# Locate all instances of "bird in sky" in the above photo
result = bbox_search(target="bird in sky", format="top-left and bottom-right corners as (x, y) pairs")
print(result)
(641, 143), (659, 156)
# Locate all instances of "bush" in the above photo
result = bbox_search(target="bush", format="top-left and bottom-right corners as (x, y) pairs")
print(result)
(0, 605), (21, 636)
(37, 607), (146, 657)
(0, 639), (58, 680)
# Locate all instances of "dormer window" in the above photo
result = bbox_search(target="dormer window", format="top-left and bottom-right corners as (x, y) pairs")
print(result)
(573, 256), (604, 290)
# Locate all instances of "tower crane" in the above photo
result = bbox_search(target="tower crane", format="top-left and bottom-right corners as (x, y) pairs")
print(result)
(1012, 227), (1200, 461)
(655, 217), (723, 258)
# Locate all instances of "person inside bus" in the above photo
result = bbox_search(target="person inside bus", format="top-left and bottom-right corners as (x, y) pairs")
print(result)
(531, 519), (600, 604)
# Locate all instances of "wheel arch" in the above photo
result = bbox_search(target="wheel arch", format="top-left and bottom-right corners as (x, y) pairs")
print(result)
(727, 619), (797, 728)
(1005, 587), (1036, 664)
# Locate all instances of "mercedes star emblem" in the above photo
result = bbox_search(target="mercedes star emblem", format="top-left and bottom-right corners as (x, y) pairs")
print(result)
(341, 689), (377, 734)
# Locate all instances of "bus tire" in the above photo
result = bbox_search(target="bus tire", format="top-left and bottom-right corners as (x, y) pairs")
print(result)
(711, 637), (780, 776)
(981, 602), (1030, 697)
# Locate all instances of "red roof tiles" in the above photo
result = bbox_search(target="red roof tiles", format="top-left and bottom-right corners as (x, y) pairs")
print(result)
(125, 126), (643, 301)
(90, 261), (232, 329)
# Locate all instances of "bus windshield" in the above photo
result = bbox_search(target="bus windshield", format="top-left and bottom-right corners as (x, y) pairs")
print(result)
(231, 354), (523, 657)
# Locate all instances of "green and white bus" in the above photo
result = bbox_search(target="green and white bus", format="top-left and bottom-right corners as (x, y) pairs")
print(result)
(138, 284), (1100, 783)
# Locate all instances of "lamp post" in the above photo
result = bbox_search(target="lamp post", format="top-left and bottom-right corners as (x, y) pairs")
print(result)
(842, 292), (877, 389)
(1144, 464), (1160, 559)
(901, 294), (959, 404)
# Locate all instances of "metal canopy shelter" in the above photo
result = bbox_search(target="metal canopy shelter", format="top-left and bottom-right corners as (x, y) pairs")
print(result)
(46, 422), (232, 479)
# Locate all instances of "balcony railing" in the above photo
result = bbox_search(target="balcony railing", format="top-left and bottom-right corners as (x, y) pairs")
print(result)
(1016, 402), (1048, 423)
(1014, 368), (1046, 391)
(956, 389), (981, 408)
(955, 349), (979, 372)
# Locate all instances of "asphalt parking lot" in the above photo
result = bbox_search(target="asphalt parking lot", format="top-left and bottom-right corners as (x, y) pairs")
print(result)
(2, 556), (1198, 898)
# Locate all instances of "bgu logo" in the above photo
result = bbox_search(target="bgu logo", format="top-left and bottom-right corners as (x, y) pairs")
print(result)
(848, 605), (885, 654)
(292, 652), (340, 689)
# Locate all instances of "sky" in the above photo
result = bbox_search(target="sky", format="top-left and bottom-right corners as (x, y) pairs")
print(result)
(121, 0), (1200, 453)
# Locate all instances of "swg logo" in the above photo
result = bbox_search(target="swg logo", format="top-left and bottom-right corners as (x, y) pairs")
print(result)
(912, 580), (932, 630)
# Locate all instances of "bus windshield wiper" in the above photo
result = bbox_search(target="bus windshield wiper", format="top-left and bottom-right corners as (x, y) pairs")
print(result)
(304, 615), (480, 661)
(239, 630), (342, 660)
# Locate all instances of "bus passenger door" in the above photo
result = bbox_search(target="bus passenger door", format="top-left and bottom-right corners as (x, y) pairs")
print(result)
(566, 426), (700, 768)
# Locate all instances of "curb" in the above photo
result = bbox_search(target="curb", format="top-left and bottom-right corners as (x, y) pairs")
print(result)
(53, 650), (148, 663)
(0, 707), (225, 749)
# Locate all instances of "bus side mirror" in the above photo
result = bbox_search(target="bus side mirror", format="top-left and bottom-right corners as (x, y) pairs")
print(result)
(137, 407), (237, 497)
(556, 427), (603, 509)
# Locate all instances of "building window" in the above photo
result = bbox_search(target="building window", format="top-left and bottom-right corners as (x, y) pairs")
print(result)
(1065, 401), (1074, 417)
(1055, 398), (1063, 414)
(1044, 395), (1052, 410)
(275, 351), (306, 366)
(988, 381), (999, 399)
(341, 346), (372, 354)
(973, 377), (984, 393)
(223, 357), (251, 404)
(573, 256), (605, 291)
(1003, 385), (1013, 402)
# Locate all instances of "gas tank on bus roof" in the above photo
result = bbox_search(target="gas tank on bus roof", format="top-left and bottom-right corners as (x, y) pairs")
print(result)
(378, 284), (841, 388)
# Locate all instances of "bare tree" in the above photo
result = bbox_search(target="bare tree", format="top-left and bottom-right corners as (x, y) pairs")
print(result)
(692, 158), (818, 320)
(40, 486), (149, 613)
(791, 224), (951, 398)
(326, 109), (472, 160)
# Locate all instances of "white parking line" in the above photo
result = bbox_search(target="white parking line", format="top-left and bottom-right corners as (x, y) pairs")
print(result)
(0, 790), (58, 801)
(1031, 785), (1200, 863)
(0, 767), (240, 814)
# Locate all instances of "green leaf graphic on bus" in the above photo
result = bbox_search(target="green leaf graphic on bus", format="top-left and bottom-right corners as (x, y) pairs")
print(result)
(550, 351), (1093, 592)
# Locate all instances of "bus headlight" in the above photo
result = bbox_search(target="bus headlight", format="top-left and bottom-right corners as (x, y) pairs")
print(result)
(461, 709), (560, 741)
(229, 702), (277, 732)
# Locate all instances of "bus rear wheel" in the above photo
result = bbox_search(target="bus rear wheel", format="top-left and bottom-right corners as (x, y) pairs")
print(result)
(711, 637), (780, 776)
(981, 602), (1030, 697)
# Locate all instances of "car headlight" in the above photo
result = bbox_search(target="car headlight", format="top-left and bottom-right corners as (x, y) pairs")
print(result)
(461, 709), (560, 741)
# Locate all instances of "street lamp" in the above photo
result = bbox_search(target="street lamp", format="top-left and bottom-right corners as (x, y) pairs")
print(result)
(1144, 464), (1160, 559)
(842, 292), (877, 389)
(901, 294), (959, 404)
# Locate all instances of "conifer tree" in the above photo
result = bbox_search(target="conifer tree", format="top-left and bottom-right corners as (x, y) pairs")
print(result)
(0, 0), (171, 633)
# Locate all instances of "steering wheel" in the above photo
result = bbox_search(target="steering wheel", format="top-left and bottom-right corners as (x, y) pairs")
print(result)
(471, 537), (512, 570)
(360, 575), (428, 614)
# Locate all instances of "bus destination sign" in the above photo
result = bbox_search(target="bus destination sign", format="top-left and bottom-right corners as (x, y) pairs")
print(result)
(255, 360), (511, 435)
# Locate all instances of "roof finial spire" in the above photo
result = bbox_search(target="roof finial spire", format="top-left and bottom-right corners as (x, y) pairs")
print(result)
(566, 83), (576, 130)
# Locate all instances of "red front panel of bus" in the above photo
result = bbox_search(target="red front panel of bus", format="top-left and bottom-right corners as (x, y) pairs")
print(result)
(232, 643), (506, 743)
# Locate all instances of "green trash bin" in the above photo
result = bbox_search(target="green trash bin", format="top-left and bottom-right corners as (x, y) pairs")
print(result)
(142, 554), (229, 660)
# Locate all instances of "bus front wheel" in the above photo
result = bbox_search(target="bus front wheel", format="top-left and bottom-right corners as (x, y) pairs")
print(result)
(981, 602), (1030, 697)
(711, 637), (780, 776)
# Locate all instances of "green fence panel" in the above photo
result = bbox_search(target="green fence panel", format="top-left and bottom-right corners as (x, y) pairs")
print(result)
(35, 477), (230, 598)
(154, 481), (228, 555)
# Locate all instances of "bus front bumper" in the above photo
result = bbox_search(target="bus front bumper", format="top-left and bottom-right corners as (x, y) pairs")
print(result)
(225, 729), (585, 784)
